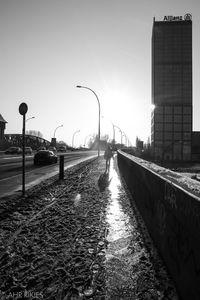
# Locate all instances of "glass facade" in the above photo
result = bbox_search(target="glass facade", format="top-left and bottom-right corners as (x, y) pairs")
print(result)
(152, 19), (192, 161)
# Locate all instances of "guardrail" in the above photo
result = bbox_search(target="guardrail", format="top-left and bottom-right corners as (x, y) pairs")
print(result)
(117, 150), (200, 300)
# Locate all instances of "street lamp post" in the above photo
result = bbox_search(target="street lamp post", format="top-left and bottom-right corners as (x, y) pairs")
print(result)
(111, 121), (116, 146)
(72, 130), (80, 148)
(53, 125), (63, 138)
(114, 125), (123, 146)
(123, 132), (127, 147)
(102, 116), (115, 146)
(26, 116), (35, 122)
(25, 117), (35, 135)
(127, 138), (132, 147)
(84, 134), (93, 147)
(76, 85), (101, 157)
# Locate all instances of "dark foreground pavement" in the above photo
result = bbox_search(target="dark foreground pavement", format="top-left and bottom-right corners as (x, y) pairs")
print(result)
(0, 156), (179, 299)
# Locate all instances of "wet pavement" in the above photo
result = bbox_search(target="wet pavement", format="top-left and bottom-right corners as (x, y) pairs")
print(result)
(0, 156), (179, 299)
(103, 158), (179, 299)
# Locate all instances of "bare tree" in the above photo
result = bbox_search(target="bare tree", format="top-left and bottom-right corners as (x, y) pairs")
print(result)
(26, 130), (43, 138)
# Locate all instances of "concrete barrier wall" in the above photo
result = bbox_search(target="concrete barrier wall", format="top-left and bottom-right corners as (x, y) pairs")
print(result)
(117, 150), (200, 300)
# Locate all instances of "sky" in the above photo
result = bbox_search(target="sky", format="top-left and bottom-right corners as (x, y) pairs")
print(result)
(1, 0), (200, 147)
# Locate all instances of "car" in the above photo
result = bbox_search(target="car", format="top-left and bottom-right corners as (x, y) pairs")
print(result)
(25, 147), (32, 155)
(37, 146), (46, 151)
(48, 146), (57, 153)
(57, 146), (66, 152)
(5, 147), (22, 154)
(34, 150), (58, 165)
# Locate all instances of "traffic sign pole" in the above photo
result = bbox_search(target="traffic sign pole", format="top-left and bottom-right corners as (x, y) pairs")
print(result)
(22, 114), (25, 196)
(19, 102), (28, 197)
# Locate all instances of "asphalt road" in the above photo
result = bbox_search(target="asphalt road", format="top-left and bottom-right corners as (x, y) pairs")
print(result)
(0, 150), (97, 198)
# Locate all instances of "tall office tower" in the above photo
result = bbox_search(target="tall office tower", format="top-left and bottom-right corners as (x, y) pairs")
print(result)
(151, 15), (192, 162)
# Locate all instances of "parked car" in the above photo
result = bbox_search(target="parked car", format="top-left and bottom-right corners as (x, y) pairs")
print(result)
(37, 146), (46, 151)
(34, 150), (58, 165)
(25, 147), (32, 155)
(57, 146), (66, 152)
(5, 147), (22, 154)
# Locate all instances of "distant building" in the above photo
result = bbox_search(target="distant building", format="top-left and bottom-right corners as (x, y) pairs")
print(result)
(151, 15), (192, 162)
(0, 114), (7, 148)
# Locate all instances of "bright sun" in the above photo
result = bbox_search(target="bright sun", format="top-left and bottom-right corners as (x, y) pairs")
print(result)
(101, 87), (151, 144)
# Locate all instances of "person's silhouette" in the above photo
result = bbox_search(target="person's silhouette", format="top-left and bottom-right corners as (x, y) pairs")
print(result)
(104, 145), (113, 172)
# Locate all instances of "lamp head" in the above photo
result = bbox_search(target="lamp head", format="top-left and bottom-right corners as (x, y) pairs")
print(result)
(76, 85), (82, 88)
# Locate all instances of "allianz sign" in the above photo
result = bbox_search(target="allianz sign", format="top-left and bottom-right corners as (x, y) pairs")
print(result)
(163, 14), (192, 21)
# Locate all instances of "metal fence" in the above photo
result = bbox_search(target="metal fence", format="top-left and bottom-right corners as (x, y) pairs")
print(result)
(3, 134), (51, 150)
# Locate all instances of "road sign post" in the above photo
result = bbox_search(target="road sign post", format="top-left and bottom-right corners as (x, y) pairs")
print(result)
(19, 102), (28, 196)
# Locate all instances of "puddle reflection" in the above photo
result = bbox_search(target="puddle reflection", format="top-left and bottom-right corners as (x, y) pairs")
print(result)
(106, 159), (133, 243)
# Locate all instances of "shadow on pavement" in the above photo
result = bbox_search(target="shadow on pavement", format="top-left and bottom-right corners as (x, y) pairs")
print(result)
(98, 171), (112, 192)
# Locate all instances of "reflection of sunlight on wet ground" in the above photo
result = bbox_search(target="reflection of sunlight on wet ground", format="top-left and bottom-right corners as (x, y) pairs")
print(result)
(105, 158), (142, 297)
(106, 158), (134, 244)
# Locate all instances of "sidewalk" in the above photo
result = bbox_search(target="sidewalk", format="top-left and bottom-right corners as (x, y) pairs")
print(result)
(0, 156), (179, 299)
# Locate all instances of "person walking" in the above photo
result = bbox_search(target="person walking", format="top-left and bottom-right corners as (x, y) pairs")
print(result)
(104, 145), (113, 172)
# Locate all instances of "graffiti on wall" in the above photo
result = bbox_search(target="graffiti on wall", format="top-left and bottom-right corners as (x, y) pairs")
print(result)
(164, 182), (177, 209)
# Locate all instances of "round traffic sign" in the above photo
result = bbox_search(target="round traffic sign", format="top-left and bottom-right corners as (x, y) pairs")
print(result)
(19, 102), (28, 115)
